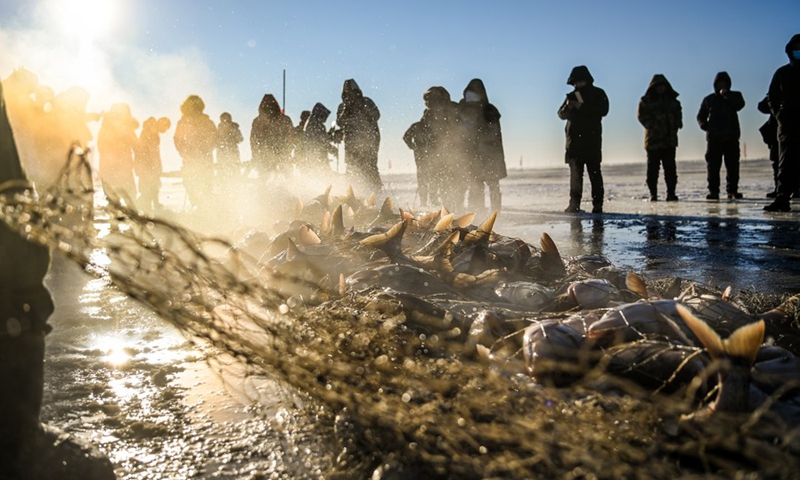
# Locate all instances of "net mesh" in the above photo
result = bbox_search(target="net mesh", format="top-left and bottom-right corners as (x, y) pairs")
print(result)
(2, 148), (799, 479)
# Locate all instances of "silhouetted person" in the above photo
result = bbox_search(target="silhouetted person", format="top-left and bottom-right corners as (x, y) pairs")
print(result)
(174, 95), (217, 210)
(250, 94), (295, 176)
(135, 116), (170, 211)
(558, 66), (609, 213)
(638, 74), (682, 201)
(97, 102), (139, 201)
(303, 102), (335, 172)
(697, 71), (745, 200)
(404, 86), (459, 208)
(458, 79), (506, 212)
(764, 34), (800, 212)
(216, 112), (243, 180)
(294, 110), (311, 163)
(334, 79), (382, 192)
(758, 95), (780, 198)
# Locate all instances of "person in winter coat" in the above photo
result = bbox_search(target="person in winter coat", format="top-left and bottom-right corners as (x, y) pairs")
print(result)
(333, 79), (382, 192)
(758, 95), (780, 198)
(458, 79), (506, 211)
(174, 95), (217, 210)
(302, 102), (336, 172)
(216, 112), (244, 180)
(135, 116), (170, 211)
(764, 34), (800, 212)
(404, 86), (459, 208)
(97, 102), (139, 201)
(558, 66), (609, 213)
(637, 74), (682, 202)
(696, 71), (745, 200)
(250, 94), (295, 175)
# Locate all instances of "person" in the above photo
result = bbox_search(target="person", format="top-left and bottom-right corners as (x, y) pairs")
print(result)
(558, 66), (609, 213)
(97, 102), (139, 201)
(135, 116), (171, 211)
(764, 34), (800, 212)
(457, 79), (506, 212)
(637, 74), (683, 202)
(250, 94), (295, 176)
(302, 102), (336, 172)
(216, 112), (244, 180)
(293, 110), (311, 164)
(696, 72), (745, 200)
(174, 94), (217, 210)
(333, 79), (382, 192)
(757, 95), (780, 198)
(0, 81), (115, 479)
(404, 86), (459, 208)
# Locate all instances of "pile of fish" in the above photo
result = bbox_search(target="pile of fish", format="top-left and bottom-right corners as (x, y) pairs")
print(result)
(239, 185), (800, 428)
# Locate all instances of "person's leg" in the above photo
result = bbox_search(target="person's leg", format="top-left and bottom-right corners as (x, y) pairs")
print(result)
(766, 132), (799, 211)
(586, 158), (604, 212)
(705, 140), (722, 198)
(487, 179), (502, 212)
(723, 140), (741, 197)
(645, 149), (660, 200)
(566, 158), (584, 212)
(662, 148), (678, 200)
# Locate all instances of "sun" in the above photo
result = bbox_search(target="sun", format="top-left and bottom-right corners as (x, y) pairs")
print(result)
(46, 0), (119, 42)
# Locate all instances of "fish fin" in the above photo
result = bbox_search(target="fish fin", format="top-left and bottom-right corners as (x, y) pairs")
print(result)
(346, 185), (355, 201)
(284, 238), (303, 262)
(722, 286), (732, 301)
(332, 205), (345, 236)
(338, 273), (346, 296)
(625, 271), (649, 299)
(676, 304), (724, 359)
(758, 293), (800, 323)
(320, 211), (332, 237)
(344, 205), (355, 220)
(365, 192), (377, 208)
(399, 208), (415, 221)
(677, 283), (696, 301)
(295, 200), (304, 217)
(360, 221), (407, 260)
(662, 277), (683, 299)
(435, 231), (460, 256)
(298, 225), (321, 245)
(722, 320), (764, 367)
(463, 211), (497, 245)
(434, 213), (454, 232)
(454, 212), (476, 229)
(380, 197), (394, 217)
(475, 344), (492, 362)
(539, 233), (565, 276)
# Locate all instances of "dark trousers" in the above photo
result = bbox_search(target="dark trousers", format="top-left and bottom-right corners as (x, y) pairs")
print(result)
(704, 138), (740, 195)
(568, 157), (604, 207)
(646, 148), (677, 196)
(775, 131), (800, 201)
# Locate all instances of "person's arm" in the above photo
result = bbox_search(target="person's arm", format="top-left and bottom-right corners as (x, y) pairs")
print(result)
(697, 98), (709, 131)
(637, 97), (651, 129)
(557, 96), (572, 121)
(726, 91), (745, 112)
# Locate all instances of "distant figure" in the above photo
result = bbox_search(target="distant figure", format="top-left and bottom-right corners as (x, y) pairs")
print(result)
(696, 71), (745, 200)
(135, 116), (170, 210)
(404, 86), (459, 208)
(97, 102), (139, 200)
(294, 109), (311, 163)
(216, 112), (244, 179)
(558, 66), (609, 213)
(637, 74), (682, 202)
(764, 34), (800, 212)
(333, 79), (382, 192)
(458, 79), (506, 212)
(174, 95), (217, 210)
(302, 102), (335, 172)
(757, 95), (780, 198)
(250, 94), (295, 175)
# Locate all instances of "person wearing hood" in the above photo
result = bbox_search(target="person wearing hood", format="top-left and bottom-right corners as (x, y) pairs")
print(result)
(97, 102), (139, 201)
(302, 102), (336, 172)
(637, 74), (683, 202)
(135, 116), (171, 211)
(216, 112), (244, 180)
(174, 94), (218, 210)
(0, 82), (115, 479)
(764, 34), (800, 212)
(458, 79), (506, 211)
(404, 86), (459, 208)
(696, 71), (745, 200)
(250, 94), (295, 176)
(333, 79), (382, 192)
(558, 66), (609, 213)
(757, 95), (780, 198)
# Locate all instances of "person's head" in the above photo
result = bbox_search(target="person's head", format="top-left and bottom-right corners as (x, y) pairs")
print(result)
(299, 110), (311, 125)
(463, 79), (487, 103)
(157, 116), (171, 133)
(713, 72), (732, 93)
(258, 94), (281, 117)
(220, 112), (232, 123)
(786, 33), (800, 64)
(341, 79), (363, 103)
(567, 66), (594, 88)
(180, 95), (205, 116)
(423, 86), (451, 108)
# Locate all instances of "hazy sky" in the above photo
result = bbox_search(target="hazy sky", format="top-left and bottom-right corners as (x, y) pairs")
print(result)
(1, 0), (798, 173)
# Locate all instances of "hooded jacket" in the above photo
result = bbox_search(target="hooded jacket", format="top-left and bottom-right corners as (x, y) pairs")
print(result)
(696, 72), (745, 142)
(335, 79), (381, 151)
(303, 102), (335, 167)
(558, 66), (609, 162)
(174, 95), (218, 168)
(767, 34), (800, 137)
(217, 115), (243, 164)
(458, 79), (507, 180)
(250, 94), (295, 169)
(637, 74), (682, 150)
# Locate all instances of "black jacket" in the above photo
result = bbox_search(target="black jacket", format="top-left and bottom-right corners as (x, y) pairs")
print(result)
(696, 72), (745, 142)
(558, 66), (609, 162)
(768, 34), (800, 139)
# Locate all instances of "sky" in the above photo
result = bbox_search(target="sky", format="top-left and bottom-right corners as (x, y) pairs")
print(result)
(1, 0), (798, 173)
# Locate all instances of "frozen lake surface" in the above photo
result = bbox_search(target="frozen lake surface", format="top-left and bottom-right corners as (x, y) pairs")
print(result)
(40, 158), (799, 478)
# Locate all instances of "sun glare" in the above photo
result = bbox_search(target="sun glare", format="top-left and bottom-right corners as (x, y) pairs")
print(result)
(47, 0), (118, 41)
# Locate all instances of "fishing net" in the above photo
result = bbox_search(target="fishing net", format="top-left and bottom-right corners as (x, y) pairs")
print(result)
(2, 148), (800, 479)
